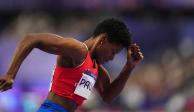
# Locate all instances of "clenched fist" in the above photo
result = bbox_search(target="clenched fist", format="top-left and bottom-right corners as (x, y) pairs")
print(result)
(127, 43), (144, 67)
(0, 75), (14, 92)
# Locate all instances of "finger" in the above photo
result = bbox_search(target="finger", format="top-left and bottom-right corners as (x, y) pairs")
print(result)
(133, 48), (139, 52)
(132, 52), (144, 60)
(140, 55), (144, 59)
(133, 43), (136, 45)
(138, 52), (143, 56)
(0, 81), (7, 91)
(139, 53), (144, 59)
(9, 79), (14, 84)
(0, 80), (5, 85)
(0, 77), (5, 82)
(130, 45), (141, 52)
(133, 55), (143, 61)
(137, 51), (144, 57)
(139, 53), (144, 60)
(131, 48), (140, 53)
(1, 85), (11, 91)
(131, 50), (142, 57)
(130, 43), (139, 48)
(2, 86), (12, 92)
(131, 53), (140, 60)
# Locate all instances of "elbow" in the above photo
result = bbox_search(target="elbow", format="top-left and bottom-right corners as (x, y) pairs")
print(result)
(22, 34), (39, 47)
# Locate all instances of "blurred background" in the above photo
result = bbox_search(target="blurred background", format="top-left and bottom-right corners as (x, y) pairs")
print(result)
(0, 0), (194, 112)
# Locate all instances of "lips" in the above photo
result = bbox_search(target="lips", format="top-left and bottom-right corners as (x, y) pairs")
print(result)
(104, 58), (110, 63)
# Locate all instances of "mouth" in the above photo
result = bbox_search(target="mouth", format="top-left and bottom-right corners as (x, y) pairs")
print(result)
(104, 58), (110, 63)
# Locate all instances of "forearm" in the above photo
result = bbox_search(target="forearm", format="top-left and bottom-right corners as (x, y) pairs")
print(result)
(98, 44), (143, 103)
(6, 36), (37, 79)
(103, 63), (134, 102)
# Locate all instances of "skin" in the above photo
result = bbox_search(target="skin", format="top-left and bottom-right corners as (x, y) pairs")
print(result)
(0, 33), (143, 110)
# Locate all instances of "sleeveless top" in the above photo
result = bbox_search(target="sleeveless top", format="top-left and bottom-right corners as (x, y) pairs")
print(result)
(50, 44), (98, 105)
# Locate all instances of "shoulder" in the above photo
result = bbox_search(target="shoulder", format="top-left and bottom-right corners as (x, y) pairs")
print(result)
(63, 37), (87, 60)
(57, 37), (88, 67)
(65, 37), (86, 51)
(25, 33), (88, 61)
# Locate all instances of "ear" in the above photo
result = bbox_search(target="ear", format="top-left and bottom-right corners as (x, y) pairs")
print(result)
(99, 33), (109, 44)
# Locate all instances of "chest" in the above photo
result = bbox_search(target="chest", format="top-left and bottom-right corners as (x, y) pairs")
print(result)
(57, 55), (85, 68)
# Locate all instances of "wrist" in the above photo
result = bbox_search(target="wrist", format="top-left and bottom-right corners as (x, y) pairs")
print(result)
(126, 61), (135, 69)
(6, 72), (15, 80)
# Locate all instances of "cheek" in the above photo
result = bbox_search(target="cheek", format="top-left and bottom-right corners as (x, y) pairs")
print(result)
(99, 48), (106, 57)
(97, 47), (107, 59)
(101, 47), (110, 56)
(95, 47), (103, 58)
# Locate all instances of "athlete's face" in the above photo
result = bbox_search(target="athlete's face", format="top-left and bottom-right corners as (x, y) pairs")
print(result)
(95, 38), (123, 64)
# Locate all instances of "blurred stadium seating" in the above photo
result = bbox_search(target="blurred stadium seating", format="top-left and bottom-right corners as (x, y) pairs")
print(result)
(0, 0), (194, 112)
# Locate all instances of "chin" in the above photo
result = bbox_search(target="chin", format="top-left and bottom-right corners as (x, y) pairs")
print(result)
(100, 60), (107, 64)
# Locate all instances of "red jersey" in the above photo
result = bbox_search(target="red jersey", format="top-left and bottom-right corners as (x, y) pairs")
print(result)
(50, 51), (98, 105)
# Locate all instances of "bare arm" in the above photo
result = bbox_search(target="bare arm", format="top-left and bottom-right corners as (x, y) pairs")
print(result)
(95, 44), (143, 103)
(0, 33), (85, 92)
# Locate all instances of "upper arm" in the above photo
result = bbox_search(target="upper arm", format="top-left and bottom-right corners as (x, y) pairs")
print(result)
(26, 33), (86, 59)
(95, 65), (111, 98)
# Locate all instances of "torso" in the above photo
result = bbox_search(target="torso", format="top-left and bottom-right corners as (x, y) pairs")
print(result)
(57, 55), (88, 68)
(47, 42), (98, 112)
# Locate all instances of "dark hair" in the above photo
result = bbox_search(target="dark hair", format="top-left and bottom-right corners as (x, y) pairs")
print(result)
(93, 18), (132, 47)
